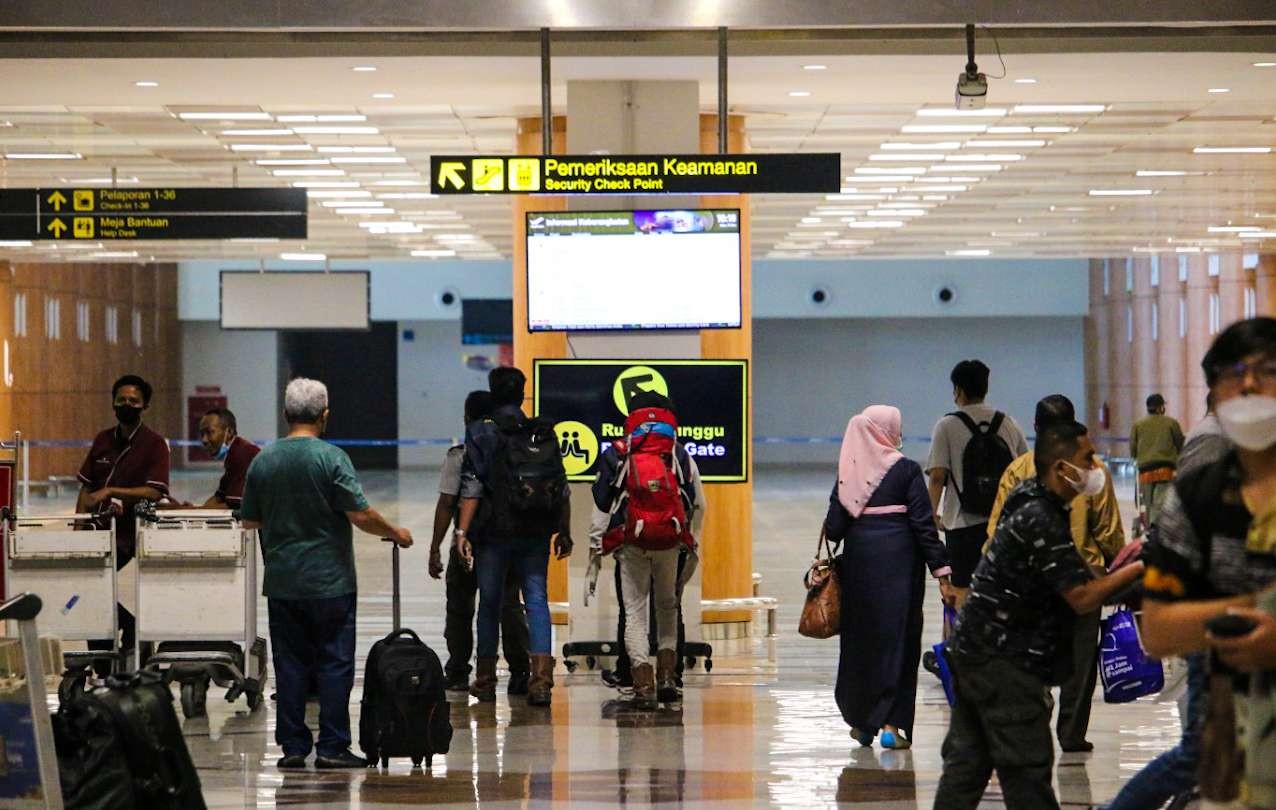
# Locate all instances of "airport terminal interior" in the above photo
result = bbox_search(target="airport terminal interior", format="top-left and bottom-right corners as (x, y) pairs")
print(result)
(0, 3), (1275, 808)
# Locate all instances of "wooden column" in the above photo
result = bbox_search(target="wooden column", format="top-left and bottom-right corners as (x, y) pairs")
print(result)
(699, 113), (753, 623)
(1085, 260), (1112, 450)
(1258, 254), (1276, 317)
(1217, 253), (1248, 331)
(1131, 257), (1158, 420)
(1156, 259), (1188, 426)
(1106, 259), (1134, 449)
(1184, 256), (1217, 430)
(512, 115), (570, 616)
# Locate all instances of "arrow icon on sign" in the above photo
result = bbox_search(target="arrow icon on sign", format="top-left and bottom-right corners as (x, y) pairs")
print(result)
(47, 218), (67, 238)
(438, 162), (467, 190)
(46, 190), (67, 211)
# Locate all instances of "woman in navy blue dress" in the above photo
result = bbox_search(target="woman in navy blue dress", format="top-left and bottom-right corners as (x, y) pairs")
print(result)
(824, 405), (954, 750)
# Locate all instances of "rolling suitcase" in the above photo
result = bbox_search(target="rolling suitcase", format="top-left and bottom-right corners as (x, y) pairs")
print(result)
(358, 544), (453, 769)
(53, 670), (207, 810)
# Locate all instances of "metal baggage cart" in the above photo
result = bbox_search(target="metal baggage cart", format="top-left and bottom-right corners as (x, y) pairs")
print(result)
(0, 592), (64, 810)
(134, 506), (267, 719)
(3, 511), (119, 681)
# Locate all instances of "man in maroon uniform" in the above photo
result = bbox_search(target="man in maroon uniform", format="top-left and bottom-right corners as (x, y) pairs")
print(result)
(198, 407), (260, 509)
(76, 374), (171, 668)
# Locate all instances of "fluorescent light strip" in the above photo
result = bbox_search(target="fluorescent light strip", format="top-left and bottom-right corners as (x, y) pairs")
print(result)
(964, 139), (1046, 147)
(3, 152), (82, 160)
(310, 190), (373, 199)
(870, 153), (946, 161)
(947, 249), (991, 256)
(854, 167), (927, 175)
(335, 208), (395, 215)
(1088, 189), (1154, 196)
(1193, 146), (1272, 154)
(272, 169), (345, 176)
(1137, 170), (1202, 177)
(376, 192), (438, 199)
(945, 153), (1023, 162)
(1208, 226), (1261, 233)
(930, 164), (1001, 172)
(257, 159), (331, 166)
(1239, 232), (1276, 239)
(280, 252), (326, 261)
(846, 221), (904, 229)
(372, 180), (428, 187)
(317, 146), (397, 154)
(220, 129), (294, 136)
(291, 181), (361, 188)
(327, 156), (408, 164)
(412, 249), (457, 257)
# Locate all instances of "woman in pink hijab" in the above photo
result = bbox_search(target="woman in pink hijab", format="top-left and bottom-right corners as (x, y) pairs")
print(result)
(823, 404), (954, 750)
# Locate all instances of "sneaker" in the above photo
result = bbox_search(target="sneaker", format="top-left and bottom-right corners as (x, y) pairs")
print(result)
(507, 671), (530, 696)
(314, 751), (368, 769)
(276, 754), (307, 769)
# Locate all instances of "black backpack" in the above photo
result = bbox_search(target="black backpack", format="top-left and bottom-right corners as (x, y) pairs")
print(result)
(487, 412), (567, 534)
(949, 411), (1015, 518)
(359, 628), (453, 768)
(53, 671), (207, 810)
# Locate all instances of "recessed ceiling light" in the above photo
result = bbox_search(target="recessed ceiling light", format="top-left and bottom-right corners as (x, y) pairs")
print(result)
(802, 64), (827, 71)
(292, 126), (380, 135)
(1012, 104), (1106, 114)
(412, 249), (458, 258)
(220, 128), (294, 136)
(1014, 78), (1038, 84)
(799, 217), (823, 224)
(135, 81), (158, 88)
(1193, 146), (1272, 154)
(1136, 170), (1197, 177)
(352, 65), (378, 72)
(788, 90), (811, 97)
(1088, 189), (1155, 196)
(178, 111), (272, 120)
(901, 124), (987, 134)
(947, 249), (991, 256)
(1208, 88), (1231, 94)
(3, 152), (82, 160)
(229, 143), (313, 152)
(277, 114), (368, 123)
(880, 141), (961, 151)
(280, 252), (326, 261)
(372, 92), (395, 99)
(255, 158), (331, 165)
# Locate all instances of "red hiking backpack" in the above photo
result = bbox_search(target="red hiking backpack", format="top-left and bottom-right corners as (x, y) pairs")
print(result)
(601, 406), (692, 554)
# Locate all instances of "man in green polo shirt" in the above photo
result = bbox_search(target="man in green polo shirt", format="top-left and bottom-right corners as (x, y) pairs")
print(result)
(240, 377), (413, 770)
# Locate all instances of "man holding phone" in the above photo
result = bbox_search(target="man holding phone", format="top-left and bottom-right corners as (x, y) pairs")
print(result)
(1136, 318), (1276, 809)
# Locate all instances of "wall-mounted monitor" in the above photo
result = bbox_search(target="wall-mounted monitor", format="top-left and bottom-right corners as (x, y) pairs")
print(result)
(526, 209), (742, 332)
(220, 271), (370, 330)
(461, 298), (513, 345)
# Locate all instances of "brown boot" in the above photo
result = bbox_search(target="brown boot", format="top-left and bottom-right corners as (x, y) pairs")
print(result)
(469, 657), (497, 703)
(632, 663), (657, 710)
(655, 649), (680, 703)
(527, 654), (555, 707)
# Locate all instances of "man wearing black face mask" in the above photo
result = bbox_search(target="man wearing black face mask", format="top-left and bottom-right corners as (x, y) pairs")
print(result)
(76, 374), (171, 668)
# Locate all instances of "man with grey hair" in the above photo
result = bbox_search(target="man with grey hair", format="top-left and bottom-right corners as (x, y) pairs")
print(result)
(241, 377), (413, 770)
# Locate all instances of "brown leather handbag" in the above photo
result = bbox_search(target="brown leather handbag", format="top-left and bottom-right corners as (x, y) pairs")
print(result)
(1198, 653), (1244, 803)
(799, 531), (841, 639)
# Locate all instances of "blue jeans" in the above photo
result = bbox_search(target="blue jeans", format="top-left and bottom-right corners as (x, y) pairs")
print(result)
(268, 593), (357, 758)
(1102, 653), (1206, 810)
(474, 536), (551, 657)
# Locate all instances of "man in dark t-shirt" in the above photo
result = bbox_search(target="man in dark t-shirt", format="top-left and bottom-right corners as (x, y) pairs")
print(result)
(76, 374), (171, 665)
(936, 422), (1144, 810)
(197, 407), (259, 509)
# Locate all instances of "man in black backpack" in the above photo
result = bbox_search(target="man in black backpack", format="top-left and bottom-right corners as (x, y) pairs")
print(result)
(926, 359), (1028, 606)
(456, 367), (573, 707)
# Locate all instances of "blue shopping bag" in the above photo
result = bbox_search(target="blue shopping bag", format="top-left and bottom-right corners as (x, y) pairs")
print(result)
(932, 605), (958, 707)
(1100, 608), (1164, 703)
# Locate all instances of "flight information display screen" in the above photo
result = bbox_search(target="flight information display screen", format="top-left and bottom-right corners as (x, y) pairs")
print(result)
(526, 209), (742, 332)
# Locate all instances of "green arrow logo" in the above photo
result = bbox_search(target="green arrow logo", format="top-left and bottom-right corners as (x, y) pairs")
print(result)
(438, 162), (467, 190)
(47, 218), (67, 238)
(46, 190), (67, 211)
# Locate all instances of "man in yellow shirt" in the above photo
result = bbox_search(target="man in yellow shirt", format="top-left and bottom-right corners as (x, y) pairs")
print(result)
(985, 394), (1126, 753)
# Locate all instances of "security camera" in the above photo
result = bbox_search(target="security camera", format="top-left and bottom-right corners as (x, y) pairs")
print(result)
(436, 288), (459, 308)
(935, 285), (957, 306)
(955, 23), (988, 110)
(810, 287), (830, 307)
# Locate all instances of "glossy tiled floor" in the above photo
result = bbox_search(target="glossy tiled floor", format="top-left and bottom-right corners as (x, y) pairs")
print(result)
(59, 466), (1184, 808)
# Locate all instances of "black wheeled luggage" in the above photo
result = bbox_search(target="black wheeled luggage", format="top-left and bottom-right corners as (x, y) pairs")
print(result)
(358, 544), (453, 769)
(53, 670), (206, 810)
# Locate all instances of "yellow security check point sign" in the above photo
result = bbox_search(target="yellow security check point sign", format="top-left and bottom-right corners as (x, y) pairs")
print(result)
(431, 153), (839, 195)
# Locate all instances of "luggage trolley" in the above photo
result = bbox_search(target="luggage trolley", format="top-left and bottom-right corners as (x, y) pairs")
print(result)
(134, 506), (267, 719)
(2, 511), (120, 684)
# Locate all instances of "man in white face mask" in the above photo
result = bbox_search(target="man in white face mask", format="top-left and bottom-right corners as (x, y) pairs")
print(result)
(1139, 317), (1276, 809)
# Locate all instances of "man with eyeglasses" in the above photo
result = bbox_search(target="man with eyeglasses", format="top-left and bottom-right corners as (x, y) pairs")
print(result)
(1135, 317), (1276, 810)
